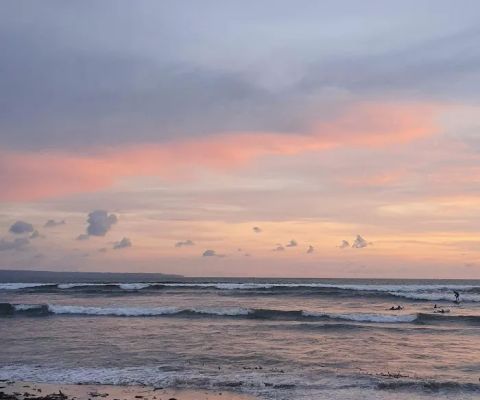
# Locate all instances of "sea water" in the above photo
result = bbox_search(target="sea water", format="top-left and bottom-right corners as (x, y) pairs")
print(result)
(1, 278), (479, 399)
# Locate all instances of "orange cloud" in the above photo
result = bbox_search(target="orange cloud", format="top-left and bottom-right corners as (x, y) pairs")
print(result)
(0, 102), (439, 201)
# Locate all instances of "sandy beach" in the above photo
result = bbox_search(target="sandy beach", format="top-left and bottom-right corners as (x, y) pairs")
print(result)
(0, 381), (255, 400)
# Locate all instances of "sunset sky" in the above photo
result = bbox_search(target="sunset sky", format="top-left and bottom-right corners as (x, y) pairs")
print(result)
(1, 1), (480, 278)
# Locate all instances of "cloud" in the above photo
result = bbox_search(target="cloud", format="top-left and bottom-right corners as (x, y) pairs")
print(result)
(86, 210), (117, 236)
(9, 220), (34, 234)
(113, 237), (132, 250)
(286, 239), (298, 247)
(76, 234), (89, 241)
(273, 244), (285, 252)
(175, 239), (195, 248)
(0, 103), (438, 202)
(338, 240), (350, 249)
(0, 237), (29, 251)
(253, 226), (262, 233)
(29, 230), (43, 239)
(202, 249), (217, 257)
(98, 247), (107, 253)
(352, 235), (371, 249)
(0, 0), (474, 157)
(307, 245), (314, 254)
(44, 219), (66, 228)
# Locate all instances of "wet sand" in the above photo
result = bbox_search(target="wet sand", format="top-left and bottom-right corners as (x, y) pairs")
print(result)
(0, 381), (255, 400)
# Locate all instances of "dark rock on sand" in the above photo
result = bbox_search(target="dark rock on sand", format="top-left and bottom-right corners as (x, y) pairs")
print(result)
(223, 382), (243, 387)
(0, 392), (17, 400)
(273, 384), (295, 389)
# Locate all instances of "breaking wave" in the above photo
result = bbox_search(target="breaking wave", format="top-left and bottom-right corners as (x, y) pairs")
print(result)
(2, 281), (480, 301)
(2, 302), (479, 325)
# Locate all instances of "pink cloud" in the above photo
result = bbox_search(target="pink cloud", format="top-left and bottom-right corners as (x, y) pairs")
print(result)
(0, 102), (439, 202)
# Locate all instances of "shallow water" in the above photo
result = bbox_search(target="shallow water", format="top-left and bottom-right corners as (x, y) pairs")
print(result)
(1, 278), (479, 399)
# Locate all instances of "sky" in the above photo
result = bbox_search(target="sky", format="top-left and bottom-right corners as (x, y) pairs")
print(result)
(1, 1), (480, 278)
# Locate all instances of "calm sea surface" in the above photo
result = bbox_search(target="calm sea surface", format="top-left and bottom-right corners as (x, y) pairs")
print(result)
(1, 278), (479, 399)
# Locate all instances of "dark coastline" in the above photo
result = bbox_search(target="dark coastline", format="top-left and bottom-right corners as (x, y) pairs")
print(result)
(0, 270), (183, 284)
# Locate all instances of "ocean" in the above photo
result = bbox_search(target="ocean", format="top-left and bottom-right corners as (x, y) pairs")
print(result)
(1, 278), (479, 399)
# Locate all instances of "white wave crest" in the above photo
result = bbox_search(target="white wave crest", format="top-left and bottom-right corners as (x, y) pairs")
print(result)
(13, 304), (44, 311)
(118, 283), (152, 290)
(302, 310), (417, 323)
(57, 283), (104, 289)
(0, 283), (52, 290)
(48, 305), (180, 316)
(46, 305), (252, 317)
(388, 291), (480, 302)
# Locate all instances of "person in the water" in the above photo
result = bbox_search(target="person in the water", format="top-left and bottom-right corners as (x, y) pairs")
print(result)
(453, 290), (460, 302)
(389, 305), (403, 311)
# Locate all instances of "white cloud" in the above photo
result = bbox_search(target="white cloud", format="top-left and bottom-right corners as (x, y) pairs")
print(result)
(86, 210), (117, 236)
(113, 237), (132, 250)
(352, 235), (371, 249)
(202, 249), (217, 257)
(175, 239), (195, 248)
(273, 244), (285, 252)
(9, 220), (34, 234)
(44, 219), (66, 228)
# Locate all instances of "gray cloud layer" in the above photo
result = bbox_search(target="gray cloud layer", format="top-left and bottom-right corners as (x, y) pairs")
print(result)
(1, 1), (480, 151)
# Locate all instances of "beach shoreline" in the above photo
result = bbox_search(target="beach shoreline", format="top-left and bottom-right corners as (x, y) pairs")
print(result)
(0, 381), (255, 400)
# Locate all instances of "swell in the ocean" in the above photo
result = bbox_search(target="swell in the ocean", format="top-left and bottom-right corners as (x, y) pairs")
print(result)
(1, 282), (479, 302)
(2, 302), (479, 325)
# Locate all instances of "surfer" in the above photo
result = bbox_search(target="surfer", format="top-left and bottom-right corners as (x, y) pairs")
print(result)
(453, 290), (460, 302)
(389, 305), (403, 311)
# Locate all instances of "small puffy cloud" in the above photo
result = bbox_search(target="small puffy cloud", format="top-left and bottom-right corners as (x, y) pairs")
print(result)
(44, 219), (66, 228)
(273, 244), (285, 252)
(0, 237), (30, 251)
(9, 220), (34, 234)
(307, 245), (314, 254)
(76, 234), (89, 241)
(352, 235), (371, 249)
(86, 210), (117, 236)
(253, 226), (262, 233)
(113, 237), (132, 250)
(202, 249), (217, 257)
(175, 239), (195, 248)
(286, 239), (298, 247)
(338, 240), (350, 249)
